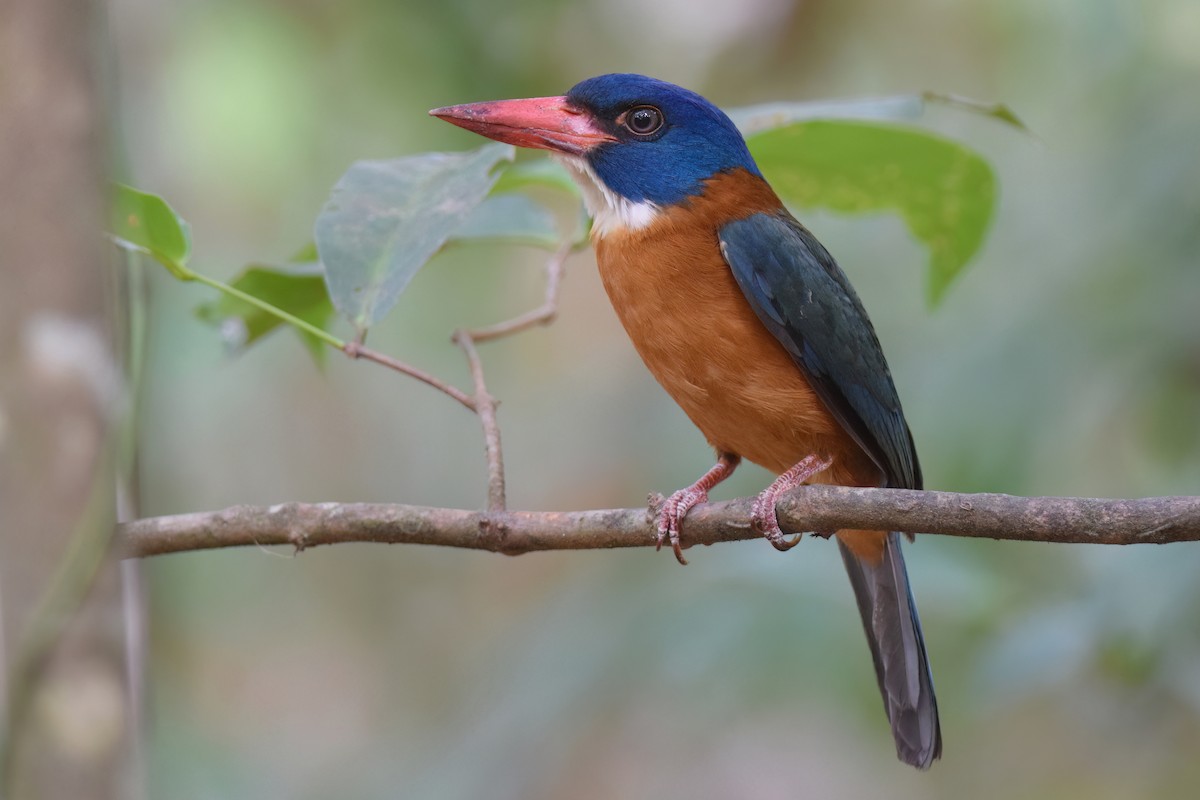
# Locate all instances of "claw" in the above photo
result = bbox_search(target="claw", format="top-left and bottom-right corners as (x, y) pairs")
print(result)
(751, 454), (833, 553)
(657, 487), (701, 565)
(657, 491), (696, 566)
(750, 491), (801, 550)
(771, 532), (804, 551)
(653, 453), (741, 566)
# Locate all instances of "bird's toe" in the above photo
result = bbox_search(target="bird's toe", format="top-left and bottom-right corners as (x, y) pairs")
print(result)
(656, 486), (708, 565)
(751, 491), (803, 551)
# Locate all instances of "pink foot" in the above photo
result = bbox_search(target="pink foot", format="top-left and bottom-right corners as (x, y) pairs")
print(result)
(751, 455), (833, 551)
(657, 453), (740, 565)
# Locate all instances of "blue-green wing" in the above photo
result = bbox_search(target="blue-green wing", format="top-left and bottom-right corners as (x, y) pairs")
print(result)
(718, 211), (920, 490)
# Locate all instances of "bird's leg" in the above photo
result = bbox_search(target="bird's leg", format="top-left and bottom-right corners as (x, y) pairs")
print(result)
(657, 452), (741, 565)
(751, 454), (833, 551)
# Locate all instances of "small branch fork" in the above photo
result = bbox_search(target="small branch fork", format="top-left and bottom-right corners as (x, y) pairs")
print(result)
(343, 242), (574, 510)
(118, 489), (1200, 559)
(342, 341), (476, 412)
(464, 241), (571, 342)
(451, 330), (505, 512)
(451, 241), (574, 511)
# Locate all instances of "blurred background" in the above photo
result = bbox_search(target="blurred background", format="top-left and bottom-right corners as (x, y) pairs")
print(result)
(108, 0), (1200, 797)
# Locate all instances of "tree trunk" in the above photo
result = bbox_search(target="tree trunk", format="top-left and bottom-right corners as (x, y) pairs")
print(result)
(0, 1), (133, 797)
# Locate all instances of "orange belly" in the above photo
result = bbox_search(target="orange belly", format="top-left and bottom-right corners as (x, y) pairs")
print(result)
(594, 171), (888, 563)
(592, 171), (878, 489)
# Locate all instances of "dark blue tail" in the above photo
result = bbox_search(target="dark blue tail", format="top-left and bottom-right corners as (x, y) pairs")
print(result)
(838, 532), (941, 769)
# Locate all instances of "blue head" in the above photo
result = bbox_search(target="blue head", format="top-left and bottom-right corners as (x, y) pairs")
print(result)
(432, 74), (761, 208)
(564, 74), (760, 205)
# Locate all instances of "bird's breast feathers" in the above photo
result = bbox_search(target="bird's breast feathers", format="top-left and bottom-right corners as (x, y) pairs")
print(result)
(586, 168), (872, 481)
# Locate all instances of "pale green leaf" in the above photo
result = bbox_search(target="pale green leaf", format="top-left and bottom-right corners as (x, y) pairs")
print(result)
(315, 142), (514, 330)
(451, 194), (559, 249)
(730, 92), (1030, 137)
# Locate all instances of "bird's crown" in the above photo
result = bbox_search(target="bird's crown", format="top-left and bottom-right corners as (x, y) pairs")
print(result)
(564, 74), (761, 206)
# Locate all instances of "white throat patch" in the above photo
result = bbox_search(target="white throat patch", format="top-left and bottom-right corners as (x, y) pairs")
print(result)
(552, 154), (661, 239)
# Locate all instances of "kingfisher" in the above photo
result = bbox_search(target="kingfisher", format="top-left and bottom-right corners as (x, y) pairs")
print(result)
(431, 74), (941, 768)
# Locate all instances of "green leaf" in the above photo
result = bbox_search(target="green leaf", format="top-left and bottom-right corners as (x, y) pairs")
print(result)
(730, 93), (1030, 137)
(287, 193), (560, 271)
(730, 96), (927, 136)
(110, 184), (193, 278)
(490, 158), (580, 197)
(288, 241), (319, 263)
(450, 194), (560, 249)
(920, 92), (1029, 132)
(315, 142), (514, 331)
(195, 263), (334, 364)
(748, 120), (996, 304)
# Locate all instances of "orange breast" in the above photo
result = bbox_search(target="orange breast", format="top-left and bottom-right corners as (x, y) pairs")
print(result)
(593, 170), (877, 488)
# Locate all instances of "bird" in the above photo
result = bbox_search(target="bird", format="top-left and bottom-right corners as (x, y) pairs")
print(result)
(431, 73), (941, 769)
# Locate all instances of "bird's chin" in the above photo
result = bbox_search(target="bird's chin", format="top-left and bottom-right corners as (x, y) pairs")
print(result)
(549, 153), (601, 218)
(552, 153), (660, 239)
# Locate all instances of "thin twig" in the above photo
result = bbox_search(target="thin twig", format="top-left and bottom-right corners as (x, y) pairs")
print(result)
(452, 330), (506, 512)
(465, 242), (572, 342)
(342, 341), (476, 412)
(446, 240), (577, 511)
(117, 488), (1200, 559)
(345, 239), (575, 512)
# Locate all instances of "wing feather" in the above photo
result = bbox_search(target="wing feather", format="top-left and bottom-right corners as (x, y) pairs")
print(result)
(719, 212), (920, 489)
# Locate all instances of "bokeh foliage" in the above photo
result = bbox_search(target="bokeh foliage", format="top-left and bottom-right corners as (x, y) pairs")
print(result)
(119, 104), (1000, 356)
(111, 0), (1200, 798)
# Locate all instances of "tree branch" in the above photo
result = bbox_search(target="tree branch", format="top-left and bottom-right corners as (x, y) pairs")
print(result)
(464, 242), (571, 342)
(342, 341), (477, 412)
(451, 329), (505, 511)
(441, 242), (580, 511)
(117, 487), (1200, 559)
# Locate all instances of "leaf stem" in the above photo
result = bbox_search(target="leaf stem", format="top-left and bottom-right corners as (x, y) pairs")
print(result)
(119, 244), (483, 412)
(187, 271), (346, 350)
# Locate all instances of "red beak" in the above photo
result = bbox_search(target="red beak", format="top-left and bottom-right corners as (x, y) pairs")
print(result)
(429, 96), (615, 156)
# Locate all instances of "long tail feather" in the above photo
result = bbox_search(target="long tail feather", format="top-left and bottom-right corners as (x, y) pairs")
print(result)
(838, 532), (941, 769)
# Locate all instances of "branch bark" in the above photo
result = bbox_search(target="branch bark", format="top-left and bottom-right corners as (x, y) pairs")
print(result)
(117, 487), (1200, 559)
(452, 329), (505, 511)
(342, 341), (477, 412)
(442, 243), (581, 512)
(464, 241), (570, 342)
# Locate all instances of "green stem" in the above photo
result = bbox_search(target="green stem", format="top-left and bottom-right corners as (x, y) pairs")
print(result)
(187, 271), (346, 350)
(0, 432), (119, 791)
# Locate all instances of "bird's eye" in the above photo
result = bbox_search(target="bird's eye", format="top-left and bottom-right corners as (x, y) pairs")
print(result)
(625, 106), (664, 135)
